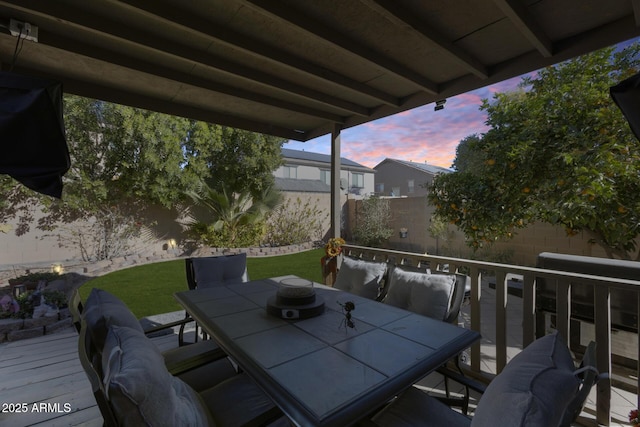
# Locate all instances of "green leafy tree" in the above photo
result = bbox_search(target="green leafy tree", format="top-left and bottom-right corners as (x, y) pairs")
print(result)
(429, 43), (640, 259)
(205, 127), (284, 197)
(0, 95), (285, 259)
(451, 134), (485, 172)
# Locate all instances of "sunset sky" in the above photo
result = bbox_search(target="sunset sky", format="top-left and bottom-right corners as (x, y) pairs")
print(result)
(284, 75), (525, 169)
(285, 37), (639, 170)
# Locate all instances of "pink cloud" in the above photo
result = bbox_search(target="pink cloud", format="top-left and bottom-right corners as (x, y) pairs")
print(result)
(287, 74), (529, 169)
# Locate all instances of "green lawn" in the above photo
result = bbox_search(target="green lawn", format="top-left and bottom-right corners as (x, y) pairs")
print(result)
(80, 248), (325, 318)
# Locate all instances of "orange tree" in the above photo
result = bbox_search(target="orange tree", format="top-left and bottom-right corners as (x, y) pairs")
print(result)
(429, 43), (640, 260)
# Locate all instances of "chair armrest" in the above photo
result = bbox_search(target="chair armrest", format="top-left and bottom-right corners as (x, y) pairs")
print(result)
(142, 317), (195, 336)
(165, 345), (228, 376)
(436, 366), (488, 395)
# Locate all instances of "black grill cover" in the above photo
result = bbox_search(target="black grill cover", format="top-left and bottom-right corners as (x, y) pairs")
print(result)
(610, 72), (640, 142)
(0, 72), (69, 198)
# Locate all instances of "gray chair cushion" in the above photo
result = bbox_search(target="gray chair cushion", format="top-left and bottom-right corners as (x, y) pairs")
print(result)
(471, 331), (580, 427)
(383, 267), (456, 321)
(102, 325), (212, 427)
(371, 386), (472, 427)
(333, 256), (388, 300)
(191, 253), (249, 288)
(83, 288), (144, 350)
(200, 374), (280, 427)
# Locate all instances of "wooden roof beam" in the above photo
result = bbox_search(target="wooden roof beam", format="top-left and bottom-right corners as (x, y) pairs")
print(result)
(363, 0), (489, 79)
(493, 0), (553, 57)
(7, 0), (370, 117)
(119, 0), (401, 108)
(242, 0), (439, 94)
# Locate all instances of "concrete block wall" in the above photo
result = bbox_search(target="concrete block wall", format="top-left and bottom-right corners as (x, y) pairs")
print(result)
(348, 197), (627, 266)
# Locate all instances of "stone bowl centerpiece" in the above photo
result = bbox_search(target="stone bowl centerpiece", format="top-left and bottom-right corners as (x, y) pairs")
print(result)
(267, 277), (324, 319)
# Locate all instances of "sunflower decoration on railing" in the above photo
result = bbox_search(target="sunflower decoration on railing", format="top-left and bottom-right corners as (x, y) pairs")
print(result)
(324, 237), (346, 258)
(630, 409), (640, 427)
(321, 237), (345, 286)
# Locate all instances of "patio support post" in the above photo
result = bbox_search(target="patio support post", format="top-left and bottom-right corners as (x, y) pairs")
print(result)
(330, 124), (342, 239)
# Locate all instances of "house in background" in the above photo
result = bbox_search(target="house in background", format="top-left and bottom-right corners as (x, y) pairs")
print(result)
(373, 158), (451, 197)
(276, 148), (375, 197)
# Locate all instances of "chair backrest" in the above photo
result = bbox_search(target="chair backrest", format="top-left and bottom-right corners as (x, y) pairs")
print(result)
(472, 332), (595, 427)
(185, 253), (249, 290)
(444, 273), (468, 324)
(333, 256), (388, 300)
(382, 266), (465, 323)
(77, 319), (119, 427)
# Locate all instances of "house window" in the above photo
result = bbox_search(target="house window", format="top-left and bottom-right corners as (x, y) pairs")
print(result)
(320, 169), (330, 185)
(408, 179), (415, 193)
(351, 173), (364, 188)
(391, 187), (400, 196)
(375, 183), (384, 194)
(283, 165), (297, 179)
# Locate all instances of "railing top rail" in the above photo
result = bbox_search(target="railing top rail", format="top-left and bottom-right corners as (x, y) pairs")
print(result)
(343, 244), (640, 291)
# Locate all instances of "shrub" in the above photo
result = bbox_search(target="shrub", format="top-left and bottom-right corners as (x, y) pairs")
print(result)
(264, 197), (327, 246)
(0, 289), (67, 319)
(353, 197), (393, 247)
(188, 221), (265, 248)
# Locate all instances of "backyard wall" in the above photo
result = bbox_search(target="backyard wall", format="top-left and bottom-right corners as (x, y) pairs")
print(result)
(346, 197), (618, 266)
(0, 192), (343, 281)
(0, 193), (625, 278)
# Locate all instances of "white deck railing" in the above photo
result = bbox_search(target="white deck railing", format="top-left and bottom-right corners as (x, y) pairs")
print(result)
(342, 244), (640, 426)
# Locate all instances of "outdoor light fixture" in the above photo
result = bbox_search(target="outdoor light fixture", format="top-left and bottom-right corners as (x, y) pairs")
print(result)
(399, 227), (408, 238)
(164, 239), (177, 250)
(51, 263), (64, 274)
(434, 99), (446, 111)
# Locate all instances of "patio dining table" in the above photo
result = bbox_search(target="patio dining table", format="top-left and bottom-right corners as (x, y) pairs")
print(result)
(174, 275), (481, 427)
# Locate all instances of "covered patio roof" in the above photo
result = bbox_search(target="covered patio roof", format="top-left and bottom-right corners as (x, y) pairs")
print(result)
(0, 0), (639, 142)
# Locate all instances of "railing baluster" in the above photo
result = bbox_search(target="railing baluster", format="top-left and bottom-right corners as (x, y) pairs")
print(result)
(470, 266), (481, 374)
(556, 279), (571, 343)
(495, 270), (507, 373)
(594, 284), (611, 426)
(522, 274), (535, 347)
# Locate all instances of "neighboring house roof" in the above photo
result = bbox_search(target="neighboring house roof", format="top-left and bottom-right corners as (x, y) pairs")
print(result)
(275, 177), (330, 193)
(373, 158), (452, 175)
(282, 148), (373, 172)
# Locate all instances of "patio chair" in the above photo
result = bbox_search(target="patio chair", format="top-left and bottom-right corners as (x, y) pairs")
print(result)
(77, 319), (287, 427)
(380, 266), (478, 413)
(179, 253), (249, 345)
(366, 333), (599, 427)
(75, 288), (236, 389)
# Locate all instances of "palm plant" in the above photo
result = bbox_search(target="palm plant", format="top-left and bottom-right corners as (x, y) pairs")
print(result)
(185, 182), (282, 247)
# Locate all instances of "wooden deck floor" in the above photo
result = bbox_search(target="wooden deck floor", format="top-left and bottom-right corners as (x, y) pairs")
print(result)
(0, 322), (635, 427)
(0, 326), (182, 427)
